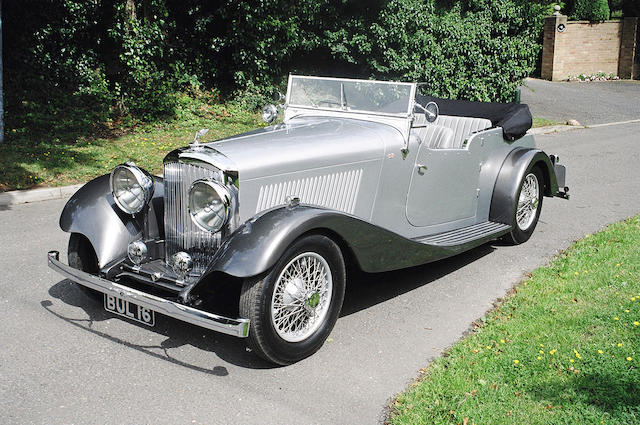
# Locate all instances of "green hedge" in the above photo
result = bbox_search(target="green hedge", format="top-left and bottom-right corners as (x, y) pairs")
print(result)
(4, 0), (552, 132)
(572, 0), (611, 20)
(327, 0), (547, 102)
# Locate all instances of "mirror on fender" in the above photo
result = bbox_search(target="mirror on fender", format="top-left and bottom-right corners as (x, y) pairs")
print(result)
(261, 104), (279, 124)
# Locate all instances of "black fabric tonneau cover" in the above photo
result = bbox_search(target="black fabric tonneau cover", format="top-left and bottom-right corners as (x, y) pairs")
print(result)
(416, 95), (533, 141)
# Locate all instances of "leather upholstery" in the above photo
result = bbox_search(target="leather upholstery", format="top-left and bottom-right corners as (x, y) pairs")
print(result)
(413, 125), (454, 149)
(413, 114), (492, 149)
(434, 115), (492, 149)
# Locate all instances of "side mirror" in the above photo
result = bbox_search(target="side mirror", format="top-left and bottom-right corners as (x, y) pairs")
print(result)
(414, 101), (439, 123)
(424, 101), (439, 123)
(262, 92), (286, 124)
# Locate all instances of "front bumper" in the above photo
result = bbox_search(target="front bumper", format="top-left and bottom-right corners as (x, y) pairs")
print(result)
(47, 251), (250, 338)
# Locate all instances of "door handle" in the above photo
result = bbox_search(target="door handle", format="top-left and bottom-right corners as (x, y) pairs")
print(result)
(416, 164), (428, 175)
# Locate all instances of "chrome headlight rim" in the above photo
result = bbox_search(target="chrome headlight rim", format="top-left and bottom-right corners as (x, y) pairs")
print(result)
(188, 179), (232, 233)
(109, 162), (155, 215)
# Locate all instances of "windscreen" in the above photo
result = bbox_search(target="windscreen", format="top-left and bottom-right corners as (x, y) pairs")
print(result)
(288, 76), (413, 116)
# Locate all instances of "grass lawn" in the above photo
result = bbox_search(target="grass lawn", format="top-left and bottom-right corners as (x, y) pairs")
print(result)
(0, 101), (264, 192)
(532, 117), (562, 128)
(390, 215), (640, 425)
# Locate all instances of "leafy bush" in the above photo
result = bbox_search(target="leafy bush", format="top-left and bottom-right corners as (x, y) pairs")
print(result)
(326, 0), (546, 102)
(3, 0), (553, 134)
(572, 0), (611, 20)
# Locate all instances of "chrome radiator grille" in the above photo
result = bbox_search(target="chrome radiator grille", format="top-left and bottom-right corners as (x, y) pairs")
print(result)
(164, 161), (220, 273)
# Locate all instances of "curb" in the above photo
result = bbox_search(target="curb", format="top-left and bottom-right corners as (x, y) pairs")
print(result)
(528, 118), (640, 135)
(0, 184), (84, 207)
(528, 124), (585, 135)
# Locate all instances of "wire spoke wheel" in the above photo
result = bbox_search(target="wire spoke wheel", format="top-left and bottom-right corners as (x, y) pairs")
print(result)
(516, 173), (539, 231)
(240, 234), (345, 365)
(270, 252), (333, 342)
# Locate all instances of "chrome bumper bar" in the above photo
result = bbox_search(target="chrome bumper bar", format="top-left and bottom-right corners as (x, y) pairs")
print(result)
(47, 251), (250, 338)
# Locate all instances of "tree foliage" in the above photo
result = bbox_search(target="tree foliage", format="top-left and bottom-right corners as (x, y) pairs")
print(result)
(571, 0), (611, 20)
(4, 0), (552, 131)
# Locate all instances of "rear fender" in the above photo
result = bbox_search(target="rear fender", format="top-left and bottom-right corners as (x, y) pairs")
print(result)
(489, 148), (559, 225)
(59, 174), (164, 268)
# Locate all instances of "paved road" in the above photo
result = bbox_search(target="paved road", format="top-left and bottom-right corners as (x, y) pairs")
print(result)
(1, 122), (639, 424)
(520, 78), (640, 125)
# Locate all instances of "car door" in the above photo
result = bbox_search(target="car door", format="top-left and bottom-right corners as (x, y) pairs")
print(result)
(406, 143), (481, 227)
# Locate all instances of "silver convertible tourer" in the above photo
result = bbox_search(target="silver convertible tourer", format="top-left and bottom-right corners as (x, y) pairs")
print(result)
(47, 75), (568, 364)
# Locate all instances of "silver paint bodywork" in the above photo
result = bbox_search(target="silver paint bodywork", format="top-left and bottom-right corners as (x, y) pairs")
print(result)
(200, 110), (534, 239)
(50, 75), (567, 337)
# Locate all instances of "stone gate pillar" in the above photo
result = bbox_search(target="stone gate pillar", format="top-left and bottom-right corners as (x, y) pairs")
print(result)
(541, 14), (568, 81)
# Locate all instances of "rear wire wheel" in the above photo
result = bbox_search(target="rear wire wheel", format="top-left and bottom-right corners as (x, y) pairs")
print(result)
(505, 166), (544, 244)
(240, 234), (346, 365)
(67, 233), (102, 301)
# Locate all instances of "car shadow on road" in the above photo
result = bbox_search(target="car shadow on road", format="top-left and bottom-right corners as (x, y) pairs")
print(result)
(341, 242), (496, 317)
(43, 242), (496, 373)
(42, 280), (276, 372)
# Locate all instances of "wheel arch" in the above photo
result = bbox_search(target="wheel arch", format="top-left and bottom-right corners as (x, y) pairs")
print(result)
(59, 174), (164, 268)
(489, 148), (559, 225)
(297, 227), (361, 275)
(200, 206), (366, 280)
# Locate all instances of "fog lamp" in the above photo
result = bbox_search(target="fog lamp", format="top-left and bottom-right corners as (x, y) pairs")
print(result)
(172, 251), (193, 279)
(126, 240), (148, 266)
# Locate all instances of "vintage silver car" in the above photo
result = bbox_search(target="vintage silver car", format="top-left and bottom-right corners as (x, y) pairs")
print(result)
(47, 75), (568, 364)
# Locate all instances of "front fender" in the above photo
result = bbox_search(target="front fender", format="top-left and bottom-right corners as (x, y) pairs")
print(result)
(59, 174), (164, 268)
(489, 148), (559, 225)
(203, 205), (480, 279)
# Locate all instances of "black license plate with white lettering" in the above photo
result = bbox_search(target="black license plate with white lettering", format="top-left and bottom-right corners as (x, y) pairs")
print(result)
(104, 294), (155, 326)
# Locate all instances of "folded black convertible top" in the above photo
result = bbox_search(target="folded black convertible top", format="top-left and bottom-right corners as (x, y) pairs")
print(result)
(416, 95), (533, 141)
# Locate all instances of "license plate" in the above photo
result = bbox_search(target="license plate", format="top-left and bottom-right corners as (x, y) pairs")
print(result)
(104, 294), (155, 327)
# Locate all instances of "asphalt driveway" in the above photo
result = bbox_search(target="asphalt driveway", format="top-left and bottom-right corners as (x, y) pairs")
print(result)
(1, 121), (639, 424)
(520, 78), (640, 125)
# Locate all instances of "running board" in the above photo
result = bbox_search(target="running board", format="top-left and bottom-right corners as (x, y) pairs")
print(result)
(415, 221), (511, 247)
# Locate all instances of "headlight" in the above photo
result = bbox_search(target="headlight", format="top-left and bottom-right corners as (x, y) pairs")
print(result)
(110, 162), (154, 215)
(188, 180), (232, 233)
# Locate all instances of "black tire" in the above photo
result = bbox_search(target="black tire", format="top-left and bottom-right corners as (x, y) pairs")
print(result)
(240, 234), (346, 365)
(504, 166), (544, 245)
(68, 234), (102, 301)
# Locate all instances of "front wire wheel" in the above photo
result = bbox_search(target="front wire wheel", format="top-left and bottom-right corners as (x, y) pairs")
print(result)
(271, 252), (333, 342)
(505, 167), (544, 244)
(240, 234), (345, 365)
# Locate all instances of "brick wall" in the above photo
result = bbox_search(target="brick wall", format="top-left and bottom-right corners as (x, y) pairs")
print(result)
(541, 16), (638, 81)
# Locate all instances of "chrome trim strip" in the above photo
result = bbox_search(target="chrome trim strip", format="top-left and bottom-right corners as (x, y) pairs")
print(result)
(164, 161), (221, 273)
(47, 251), (250, 338)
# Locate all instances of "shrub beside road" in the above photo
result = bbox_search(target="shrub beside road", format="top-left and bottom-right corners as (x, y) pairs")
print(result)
(390, 215), (640, 425)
